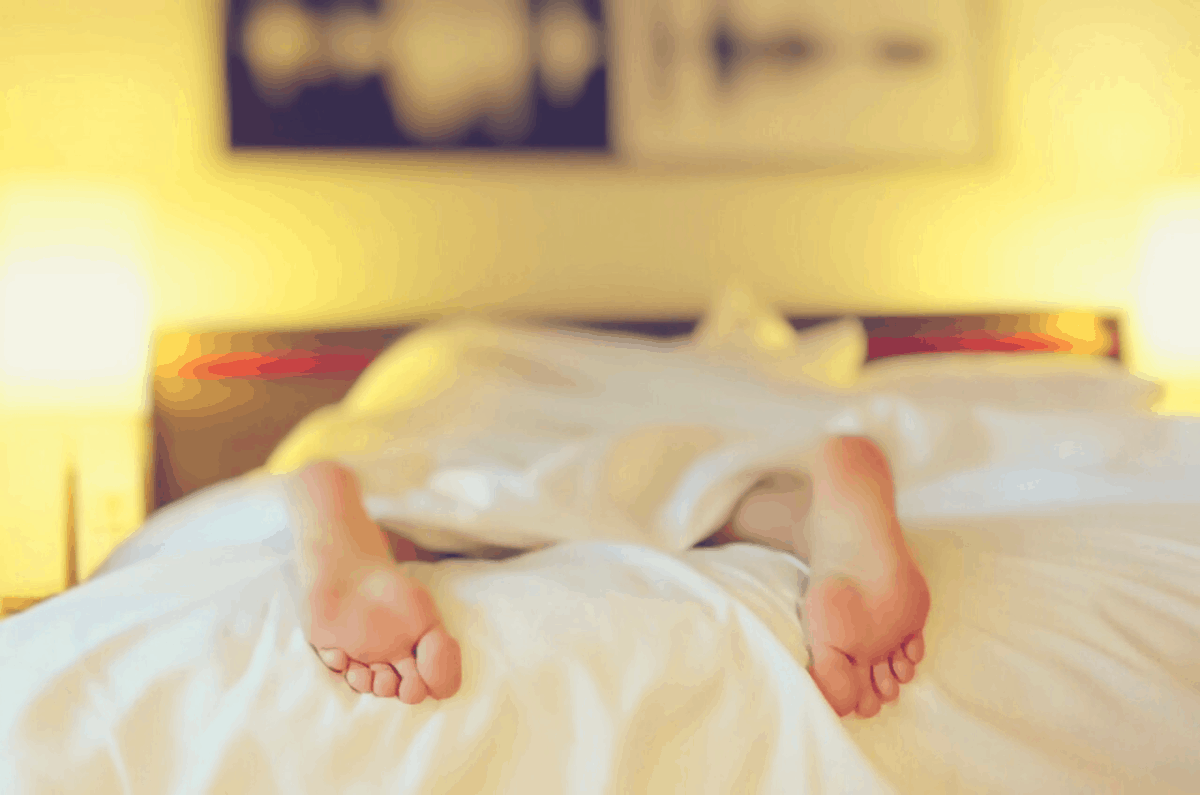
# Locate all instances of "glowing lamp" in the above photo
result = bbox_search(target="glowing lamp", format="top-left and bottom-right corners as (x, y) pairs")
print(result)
(0, 263), (150, 411)
(0, 186), (152, 594)
(1137, 196), (1200, 414)
(1140, 208), (1200, 364)
(0, 189), (151, 412)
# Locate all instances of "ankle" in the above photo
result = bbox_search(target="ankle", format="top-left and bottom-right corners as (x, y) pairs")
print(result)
(813, 437), (897, 510)
(292, 464), (390, 561)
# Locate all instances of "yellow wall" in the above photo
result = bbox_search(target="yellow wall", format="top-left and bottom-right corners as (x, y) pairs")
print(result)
(3, 0), (1200, 595)
(2, 0), (1198, 331)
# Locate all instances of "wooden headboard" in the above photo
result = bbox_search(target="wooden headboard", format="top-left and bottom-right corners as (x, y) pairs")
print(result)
(149, 312), (1122, 514)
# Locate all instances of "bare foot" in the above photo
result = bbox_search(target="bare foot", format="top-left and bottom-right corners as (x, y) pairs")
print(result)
(291, 462), (462, 703)
(801, 437), (930, 718)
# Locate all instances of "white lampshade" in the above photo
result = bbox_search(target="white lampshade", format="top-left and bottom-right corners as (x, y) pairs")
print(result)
(1139, 199), (1200, 366)
(0, 185), (151, 413)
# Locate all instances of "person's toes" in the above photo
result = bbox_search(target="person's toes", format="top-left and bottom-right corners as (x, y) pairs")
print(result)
(395, 657), (429, 705)
(903, 632), (925, 665)
(809, 645), (860, 717)
(890, 649), (915, 684)
(416, 625), (462, 700)
(316, 647), (349, 674)
(871, 660), (900, 702)
(371, 663), (400, 698)
(345, 661), (374, 694)
(855, 668), (882, 718)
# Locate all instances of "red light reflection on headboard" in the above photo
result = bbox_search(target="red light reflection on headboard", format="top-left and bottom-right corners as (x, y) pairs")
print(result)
(178, 348), (376, 380)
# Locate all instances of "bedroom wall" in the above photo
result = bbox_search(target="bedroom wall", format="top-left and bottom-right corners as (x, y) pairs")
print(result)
(2, 0), (1200, 596)
(2, 1), (1199, 354)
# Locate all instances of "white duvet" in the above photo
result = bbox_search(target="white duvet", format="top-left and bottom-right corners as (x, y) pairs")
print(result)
(3, 321), (1200, 794)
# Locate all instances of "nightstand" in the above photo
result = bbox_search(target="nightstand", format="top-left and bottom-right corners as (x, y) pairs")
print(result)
(0, 595), (50, 618)
(1154, 379), (1200, 417)
(0, 413), (146, 599)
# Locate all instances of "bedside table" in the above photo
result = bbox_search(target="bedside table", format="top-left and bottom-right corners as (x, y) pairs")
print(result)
(0, 595), (51, 618)
(1154, 379), (1200, 417)
(0, 413), (146, 599)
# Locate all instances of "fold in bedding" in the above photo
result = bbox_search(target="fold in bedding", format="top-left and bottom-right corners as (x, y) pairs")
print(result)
(4, 320), (1200, 794)
(6, 477), (1200, 794)
(1, 525), (885, 794)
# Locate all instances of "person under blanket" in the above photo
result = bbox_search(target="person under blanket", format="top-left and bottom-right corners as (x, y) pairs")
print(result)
(289, 435), (931, 719)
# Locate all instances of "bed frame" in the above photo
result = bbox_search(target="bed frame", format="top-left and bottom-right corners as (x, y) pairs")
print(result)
(147, 312), (1123, 516)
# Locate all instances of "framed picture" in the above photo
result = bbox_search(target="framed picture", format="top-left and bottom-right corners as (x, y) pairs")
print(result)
(226, 0), (987, 164)
(227, 0), (608, 149)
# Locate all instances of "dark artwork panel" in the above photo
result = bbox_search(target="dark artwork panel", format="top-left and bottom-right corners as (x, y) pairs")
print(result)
(227, 0), (609, 149)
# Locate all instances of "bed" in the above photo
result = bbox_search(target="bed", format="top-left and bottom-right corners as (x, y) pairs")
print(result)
(2, 294), (1199, 794)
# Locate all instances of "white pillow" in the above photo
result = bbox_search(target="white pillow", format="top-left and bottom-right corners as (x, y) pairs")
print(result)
(858, 352), (1162, 411)
(537, 323), (689, 353)
(686, 280), (866, 389)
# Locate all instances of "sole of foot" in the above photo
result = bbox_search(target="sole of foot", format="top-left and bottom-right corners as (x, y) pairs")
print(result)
(801, 437), (931, 718)
(296, 462), (462, 703)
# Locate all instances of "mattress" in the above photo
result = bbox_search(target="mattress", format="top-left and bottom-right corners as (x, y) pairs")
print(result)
(2, 324), (1199, 794)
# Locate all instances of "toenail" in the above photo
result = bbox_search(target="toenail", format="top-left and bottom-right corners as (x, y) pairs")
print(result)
(316, 648), (349, 672)
(904, 635), (925, 664)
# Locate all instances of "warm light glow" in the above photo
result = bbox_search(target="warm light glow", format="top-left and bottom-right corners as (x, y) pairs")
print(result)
(1046, 313), (1099, 345)
(0, 187), (151, 411)
(1139, 201), (1200, 370)
(0, 263), (150, 411)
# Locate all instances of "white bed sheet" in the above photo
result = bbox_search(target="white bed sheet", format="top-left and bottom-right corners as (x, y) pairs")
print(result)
(0, 485), (880, 794)
(3, 329), (1200, 794)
